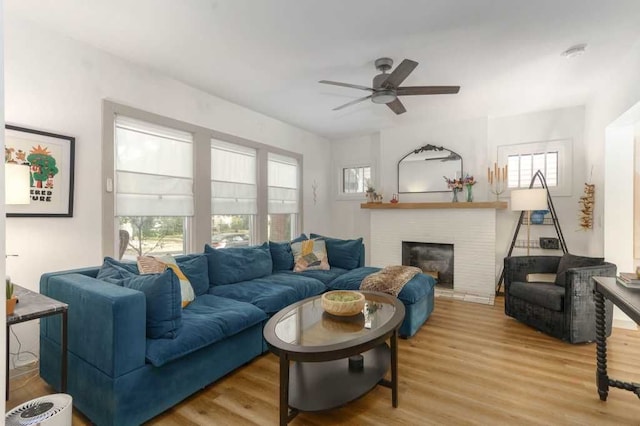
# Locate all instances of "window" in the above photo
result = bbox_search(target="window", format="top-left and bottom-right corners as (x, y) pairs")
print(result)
(104, 101), (303, 257)
(115, 115), (193, 258)
(211, 139), (256, 248)
(268, 153), (299, 241)
(507, 152), (558, 188)
(342, 166), (371, 193)
(498, 139), (572, 196)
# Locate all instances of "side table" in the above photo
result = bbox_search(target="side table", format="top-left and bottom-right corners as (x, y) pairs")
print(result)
(6, 284), (68, 400)
(592, 276), (640, 400)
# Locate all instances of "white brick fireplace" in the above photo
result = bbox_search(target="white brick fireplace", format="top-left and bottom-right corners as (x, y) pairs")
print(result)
(366, 203), (504, 305)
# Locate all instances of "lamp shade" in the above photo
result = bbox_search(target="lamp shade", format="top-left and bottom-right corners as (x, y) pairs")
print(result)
(511, 188), (547, 211)
(5, 164), (31, 205)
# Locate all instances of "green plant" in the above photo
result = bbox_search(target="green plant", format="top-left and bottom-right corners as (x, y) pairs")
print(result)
(6, 277), (14, 300)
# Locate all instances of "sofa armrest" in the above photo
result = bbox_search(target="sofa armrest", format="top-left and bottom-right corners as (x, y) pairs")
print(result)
(564, 262), (616, 343)
(40, 272), (147, 377)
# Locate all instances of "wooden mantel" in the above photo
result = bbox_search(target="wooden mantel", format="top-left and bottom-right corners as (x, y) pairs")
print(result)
(361, 201), (508, 210)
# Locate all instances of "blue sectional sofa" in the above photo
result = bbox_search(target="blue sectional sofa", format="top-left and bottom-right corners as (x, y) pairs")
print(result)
(39, 236), (435, 425)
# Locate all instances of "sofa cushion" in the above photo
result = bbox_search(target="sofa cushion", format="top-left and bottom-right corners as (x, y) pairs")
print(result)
(509, 281), (565, 312)
(327, 267), (435, 304)
(205, 242), (272, 286)
(208, 274), (324, 315)
(291, 239), (330, 272)
(280, 268), (348, 285)
(269, 234), (308, 272)
(96, 257), (139, 284)
(175, 254), (210, 297)
(555, 253), (604, 287)
(310, 234), (363, 270)
(145, 295), (266, 367)
(122, 269), (183, 339)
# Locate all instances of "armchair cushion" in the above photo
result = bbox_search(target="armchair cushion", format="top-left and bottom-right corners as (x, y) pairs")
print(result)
(554, 254), (604, 286)
(509, 281), (564, 312)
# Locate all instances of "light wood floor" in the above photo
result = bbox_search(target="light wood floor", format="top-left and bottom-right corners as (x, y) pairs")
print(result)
(8, 296), (640, 425)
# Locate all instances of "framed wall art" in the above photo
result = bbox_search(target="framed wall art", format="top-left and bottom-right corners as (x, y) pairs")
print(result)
(4, 125), (75, 217)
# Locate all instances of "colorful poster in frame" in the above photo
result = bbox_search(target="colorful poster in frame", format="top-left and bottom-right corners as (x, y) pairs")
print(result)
(4, 125), (75, 217)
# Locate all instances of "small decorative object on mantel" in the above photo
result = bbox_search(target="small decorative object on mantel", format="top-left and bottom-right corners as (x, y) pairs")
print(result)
(579, 182), (595, 230)
(6, 277), (17, 316)
(390, 193), (399, 203)
(463, 174), (476, 202)
(443, 176), (463, 202)
(488, 162), (507, 201)
(365, 180), (376, 203)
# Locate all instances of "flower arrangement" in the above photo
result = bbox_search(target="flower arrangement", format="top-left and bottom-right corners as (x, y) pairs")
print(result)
(443, 176), (463, 191)
(463, 174), (476, 202)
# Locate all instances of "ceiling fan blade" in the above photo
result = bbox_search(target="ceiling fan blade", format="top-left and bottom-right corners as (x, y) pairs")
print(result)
(382, 59), (418, 89)
(319, 80), (374, 92)
(386, 98), (407, 115)
(397, 86), (461, 95)
(333, 95), (373, 111)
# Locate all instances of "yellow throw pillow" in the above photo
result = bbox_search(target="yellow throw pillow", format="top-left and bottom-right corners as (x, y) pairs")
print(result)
(156, 255), (196, 308)
(137, 256), (167, 274)
(137, 255), (195, 308)
(526, 273), (557, 283)
(291, 239), (330, 272)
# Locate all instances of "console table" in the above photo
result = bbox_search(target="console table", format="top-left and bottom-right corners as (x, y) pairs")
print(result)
(6, 284), (68, 399)
(592, 276), (640, 400)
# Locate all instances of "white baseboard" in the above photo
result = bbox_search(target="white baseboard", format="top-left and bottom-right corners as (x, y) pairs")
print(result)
(612, 318), (638, 330)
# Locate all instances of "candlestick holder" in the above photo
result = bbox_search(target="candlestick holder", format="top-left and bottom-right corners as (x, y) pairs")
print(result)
(490, 180), (505, 201)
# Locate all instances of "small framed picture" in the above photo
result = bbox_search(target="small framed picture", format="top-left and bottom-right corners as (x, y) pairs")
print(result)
(5, 125), (75, 217)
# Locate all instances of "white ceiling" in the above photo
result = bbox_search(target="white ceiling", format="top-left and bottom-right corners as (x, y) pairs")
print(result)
(7, 0), (640, 139)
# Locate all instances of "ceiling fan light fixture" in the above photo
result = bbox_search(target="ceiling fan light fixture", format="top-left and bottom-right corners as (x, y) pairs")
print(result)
(561, 43), (587, 58)
(372, 90), (396, 104)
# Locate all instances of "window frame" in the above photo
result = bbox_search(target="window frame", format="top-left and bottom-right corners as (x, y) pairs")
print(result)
(102, 100), (302, 257)
(336, 162), (375, 201)
(497, 139), (572, 197)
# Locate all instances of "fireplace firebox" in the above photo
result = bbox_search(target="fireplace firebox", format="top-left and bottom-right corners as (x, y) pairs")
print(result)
(402, 241), (454, 289)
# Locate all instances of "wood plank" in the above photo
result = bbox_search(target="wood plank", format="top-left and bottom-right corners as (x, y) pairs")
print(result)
(7, 296), (640, 425)
(361, 201), (507, 209)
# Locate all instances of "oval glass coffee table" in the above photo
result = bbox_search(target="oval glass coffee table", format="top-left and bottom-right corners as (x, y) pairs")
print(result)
(263, 291), (405, 425)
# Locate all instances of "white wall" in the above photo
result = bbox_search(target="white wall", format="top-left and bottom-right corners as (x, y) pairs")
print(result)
(488, 106), (586, 270)
(330, 107), (588, 284)
(5, 16), (331, 364)
(1, 0), (7, 407)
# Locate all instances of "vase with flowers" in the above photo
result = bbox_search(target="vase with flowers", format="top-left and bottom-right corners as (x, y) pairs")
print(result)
(463, 174), (476, 202)
(443, 176), (463, 202)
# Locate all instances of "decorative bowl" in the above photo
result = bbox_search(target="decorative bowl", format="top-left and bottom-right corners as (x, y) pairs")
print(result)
(321, 291), (365, 316)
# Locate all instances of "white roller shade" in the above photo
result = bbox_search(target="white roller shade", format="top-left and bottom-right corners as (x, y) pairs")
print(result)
(268, 153), (298, 214)
(211, 139), (257, 215)
(115, 115), (193, 216)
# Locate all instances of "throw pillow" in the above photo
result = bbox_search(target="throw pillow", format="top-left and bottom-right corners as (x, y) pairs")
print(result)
(175, 254), (210, 296)
(269, 234), (308, 272)
(136, 256), (167, 274)
(526, 273), (557, 283)
(136, 255), (196, 308)
(121, 269), (182, 339)
(156, 255), (196, 308)
(310, 233), (363, 270)
(96, 257), (138, 284)
(204, 242), (273, 286)
(291, 239), (330, 272)
(554, 253), (605, 287)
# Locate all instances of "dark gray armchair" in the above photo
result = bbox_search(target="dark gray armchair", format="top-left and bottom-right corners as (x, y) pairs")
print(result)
(504, 254), (616, 343)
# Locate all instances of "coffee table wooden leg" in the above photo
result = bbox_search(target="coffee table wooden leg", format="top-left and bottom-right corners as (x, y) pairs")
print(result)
(391, 329), (399, 407)
(61, 310), (68, 393)
(279, 353), (298, 425)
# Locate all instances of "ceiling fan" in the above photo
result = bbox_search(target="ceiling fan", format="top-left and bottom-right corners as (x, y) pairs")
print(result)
(319, 57), (460, 115)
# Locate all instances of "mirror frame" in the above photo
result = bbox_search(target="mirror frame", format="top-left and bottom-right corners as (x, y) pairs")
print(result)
(397, 144), (463, 194)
